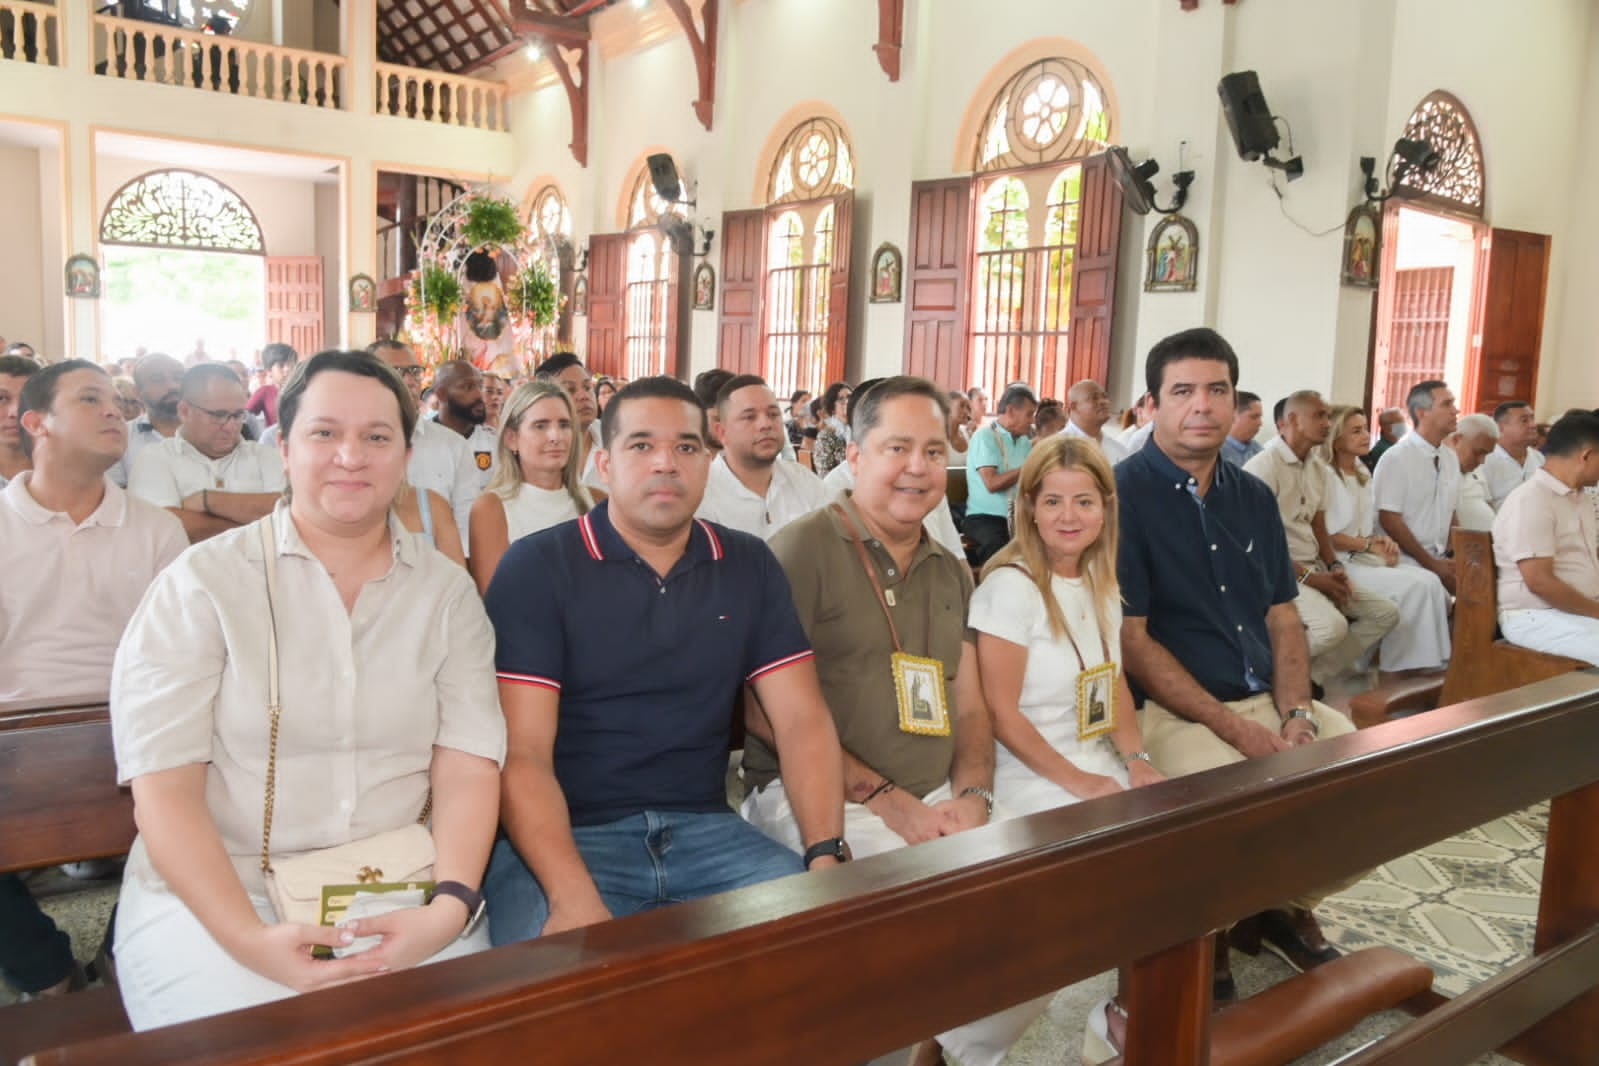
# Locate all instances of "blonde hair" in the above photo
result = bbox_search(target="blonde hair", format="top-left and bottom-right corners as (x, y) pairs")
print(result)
(1321, 404), (1370, 486)
(485, 379), (591, 515)
(980, 435), (1120, 640)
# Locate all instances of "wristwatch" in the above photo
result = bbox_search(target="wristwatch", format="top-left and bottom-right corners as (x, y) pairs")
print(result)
(803, 837), (852, 869)
(960, 785), (996, 818)
(429, 880), (487, 939)
(1285, 707), (1320, 735)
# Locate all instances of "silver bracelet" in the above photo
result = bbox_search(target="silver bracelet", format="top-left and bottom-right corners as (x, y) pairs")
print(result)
(1121, 750), (1153, 766)
(1286, 707), (1320, 735)
(959, 785), (994, 817)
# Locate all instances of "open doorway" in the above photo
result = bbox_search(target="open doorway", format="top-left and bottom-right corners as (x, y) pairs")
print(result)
(102, 247), (265, 363)
(1367, 204), (1482, 414)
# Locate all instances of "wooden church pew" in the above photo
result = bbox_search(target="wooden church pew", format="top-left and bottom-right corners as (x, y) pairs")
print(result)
(20, 672), (1599, 1066)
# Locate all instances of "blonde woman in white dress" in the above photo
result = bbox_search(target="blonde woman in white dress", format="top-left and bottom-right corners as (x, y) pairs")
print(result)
(1320, 405), (1450, 673)
(467, 379), (593, 596)
(969, 434), (1163, 1064)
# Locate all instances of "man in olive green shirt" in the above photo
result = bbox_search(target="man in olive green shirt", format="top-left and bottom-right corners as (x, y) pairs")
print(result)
(742, 377), (1042, 1066)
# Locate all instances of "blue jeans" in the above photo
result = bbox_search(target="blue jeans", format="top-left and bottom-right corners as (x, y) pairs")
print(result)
(484, 809), (803, 945)
(0, 873), (75, 995)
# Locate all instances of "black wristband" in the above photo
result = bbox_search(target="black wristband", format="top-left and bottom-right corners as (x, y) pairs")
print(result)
(803, 837), (850, 869)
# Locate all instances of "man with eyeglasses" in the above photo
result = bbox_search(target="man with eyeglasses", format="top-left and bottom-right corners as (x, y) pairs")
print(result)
(128, 363), (285, 542)
(369, 339), (480, 549)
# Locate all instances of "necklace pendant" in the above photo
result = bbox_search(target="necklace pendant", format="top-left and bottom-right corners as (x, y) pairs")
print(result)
(885, 588), (897, 607)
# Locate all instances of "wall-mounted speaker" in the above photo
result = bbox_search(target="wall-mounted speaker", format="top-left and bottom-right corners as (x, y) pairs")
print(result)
(647, 153), (683, 203)
(1217, 71), (1280, 162)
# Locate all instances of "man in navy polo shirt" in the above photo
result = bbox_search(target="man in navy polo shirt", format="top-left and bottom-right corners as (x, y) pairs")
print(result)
(482, 376), (846, 943)
(1117, 328), (1358, 990)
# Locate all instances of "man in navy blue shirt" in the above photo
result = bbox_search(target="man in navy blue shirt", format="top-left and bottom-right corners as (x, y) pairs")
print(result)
(1117, 328), (1357, 990)
(482, 376), (846, 943)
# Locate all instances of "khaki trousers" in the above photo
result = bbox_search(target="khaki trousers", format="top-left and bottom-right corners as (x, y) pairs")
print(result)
(1139, 693), (1361, 911)
(1295, 582), (1400, 685)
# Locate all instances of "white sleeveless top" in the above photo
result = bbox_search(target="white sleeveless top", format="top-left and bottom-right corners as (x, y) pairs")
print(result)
(501, 482), (591, 543)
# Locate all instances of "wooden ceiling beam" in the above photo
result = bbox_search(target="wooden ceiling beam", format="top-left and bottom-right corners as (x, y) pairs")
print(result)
(515, 10), (592, 42)
(874, 0), (902, 82)
(661, 0), (717, 132)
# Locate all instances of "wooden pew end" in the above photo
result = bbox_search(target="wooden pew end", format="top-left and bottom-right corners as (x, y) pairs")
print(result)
(4, 986), (130, 1066)
(1349, 674), (1445, 729)
(1105, 947), (1433, 1066)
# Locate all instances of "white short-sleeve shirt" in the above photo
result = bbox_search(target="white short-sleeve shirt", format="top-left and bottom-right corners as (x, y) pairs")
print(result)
(1371, 430), (1461, 558)
(1456, 469), (1497, 532)
(1493, 468), (1599, 612)
(408, 418), (480, 547)
(1062, 419), (1130, 465)
(1480, 445), (1545, 510)
(107, 419), (174, 488)
(1, 474), (187, 703)
(112, 503), (506, 896)
(695, 454), (830, 540)
(127, 432), (286, 508)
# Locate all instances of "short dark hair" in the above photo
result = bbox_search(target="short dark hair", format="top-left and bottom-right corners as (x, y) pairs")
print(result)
(534, 351), (585, 378)
(366, 338), (411, 357)
(18, 360), (106, 457)
(600, 375), (708, 448)
(261, 343), (298, 371)
(1543, 411), (1599, 458)
(851, 376), (949, 441)
(0, 354), (41, 380)
(821, 380), (852, 419)
(1145, 327), (1240, 401)
(788, 389), (811, 406)
(846, 378), (885, 429)
(1493, 400), (1531, 423)
(182, 362), (247, 400)
(1273, 397), (1288, 426)
(278, 350), (418, 447)
(996, 383), (1038, 413)
(1236, 390), (1261, 410)
(1406, 379), (1449, 425)
(714, 373), (769, 415)
(1035, 399), (1066, 427)
(693, 368), (736, 411)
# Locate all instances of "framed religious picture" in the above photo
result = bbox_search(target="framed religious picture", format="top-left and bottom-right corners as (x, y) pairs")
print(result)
(572, 275), (589, 316)
(1076, 661), (1118, 741)
(1144, 214), (1198, 292)
(65, 254), (100, 299)
(348, 273), (377, 312)
(1341, 203), (1381, 288)
(869, 242), (902, 304)
(892, 652), (951, 737)
(692, 261), (716, 311)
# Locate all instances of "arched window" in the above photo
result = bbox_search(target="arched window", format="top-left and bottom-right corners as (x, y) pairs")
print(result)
(975, 57), (1112, 174)
(960, 53), (1115, 399)
(100, 168), (265, 253)
(526, 183), (575, 344)
(628, 168), (682, 229)
(746, 115), (856, 399)
(529, 184), (572, 241)
(619, 165), (684, 379)
(1394, 91), (1486, 219)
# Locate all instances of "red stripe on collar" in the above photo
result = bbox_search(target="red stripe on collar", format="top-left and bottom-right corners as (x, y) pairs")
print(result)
(695, 519), (723, 561)
(578, 513), (604, 560)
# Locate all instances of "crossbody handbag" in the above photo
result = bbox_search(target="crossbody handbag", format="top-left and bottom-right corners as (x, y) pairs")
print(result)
(256, 515), (436, 928)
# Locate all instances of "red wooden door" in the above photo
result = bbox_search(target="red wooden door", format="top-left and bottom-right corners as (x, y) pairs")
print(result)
(1464, 228), (1550, 414)
(1066, 152), (1122, 389)
(585, 233), (627, 380)
(717, 208), (764, 375)
(903, 177), (972, 390)
(264, 256), (324, 356)
(825, 190), (853, 384)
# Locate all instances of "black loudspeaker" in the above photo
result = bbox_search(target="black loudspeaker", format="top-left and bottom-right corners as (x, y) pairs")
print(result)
(1217, 71), (1280, 162)
(646, 153), (682, 203)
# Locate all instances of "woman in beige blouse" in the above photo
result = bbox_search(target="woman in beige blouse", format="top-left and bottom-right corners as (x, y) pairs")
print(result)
(110, 351), (506, 1030)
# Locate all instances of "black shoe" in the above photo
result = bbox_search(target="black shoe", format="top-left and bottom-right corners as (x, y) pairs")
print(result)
(1258, 908), (1341, 973)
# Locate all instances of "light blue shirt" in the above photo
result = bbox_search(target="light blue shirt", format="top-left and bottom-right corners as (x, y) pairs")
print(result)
(1221, 435), (1263, 468)
(965, 422), (1032, 518)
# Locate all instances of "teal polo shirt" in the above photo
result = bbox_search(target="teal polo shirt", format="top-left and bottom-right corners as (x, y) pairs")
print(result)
(965, 422), (1032, 518)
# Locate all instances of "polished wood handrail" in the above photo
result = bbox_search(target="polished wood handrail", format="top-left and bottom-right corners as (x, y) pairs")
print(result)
(373, 61), (509, 131)
(24, 672), (1599, 1065)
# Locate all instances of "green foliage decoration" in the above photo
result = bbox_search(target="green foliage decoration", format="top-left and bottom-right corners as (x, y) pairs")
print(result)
(508, 261), (559, 328)
(461, 195), (525, 249)
(408, 262), (462, 321)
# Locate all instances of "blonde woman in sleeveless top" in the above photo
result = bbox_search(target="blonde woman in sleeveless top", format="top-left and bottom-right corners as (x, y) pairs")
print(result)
(468, 380), (593, 596)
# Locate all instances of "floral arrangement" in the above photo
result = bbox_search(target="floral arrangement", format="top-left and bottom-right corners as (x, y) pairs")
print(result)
(461, 195), (524, 250)
(507, 261), (559, 329)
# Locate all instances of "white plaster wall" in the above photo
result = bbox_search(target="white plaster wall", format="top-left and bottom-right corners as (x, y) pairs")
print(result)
(1550, 6), (1599, 412)
(0, 144), (47, 354)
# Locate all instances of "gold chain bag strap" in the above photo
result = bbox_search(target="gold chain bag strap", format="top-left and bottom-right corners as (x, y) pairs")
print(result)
(257, 515), (436, 929)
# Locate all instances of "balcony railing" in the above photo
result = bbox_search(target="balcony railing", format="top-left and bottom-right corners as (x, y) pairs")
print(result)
(91, 13), (346, 107)
(0, 0), (60, 66)
(375, 62), (509, 132)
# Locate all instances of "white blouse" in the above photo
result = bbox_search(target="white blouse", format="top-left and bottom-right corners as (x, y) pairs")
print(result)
(500, 481), (591, 543)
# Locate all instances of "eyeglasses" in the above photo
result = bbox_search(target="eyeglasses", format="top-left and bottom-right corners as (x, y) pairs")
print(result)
(395, 366), (425, 380)
(191, 405), (248, 424)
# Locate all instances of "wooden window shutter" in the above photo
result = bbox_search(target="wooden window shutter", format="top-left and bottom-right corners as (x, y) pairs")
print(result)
(1066, 152), (1123, 387)
(585, 232), (628, 379)
(825, 191), (853, 383)
(264, 256), (324, 356)
(665, 240), (689, 380)
(716, 209), (765, 375)
(903, 177), (972, 389)
(1464, 228), (1550, 414)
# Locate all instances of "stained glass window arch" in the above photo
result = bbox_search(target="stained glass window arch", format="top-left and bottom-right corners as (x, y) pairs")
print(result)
(767, 117), (855, 205)
(1394, 90), (1486, 219)
(627, 166), (685, 231)
(100, 169), (265, 254)
(975, 57), (1113, 173)
(529, 184), (572, 240)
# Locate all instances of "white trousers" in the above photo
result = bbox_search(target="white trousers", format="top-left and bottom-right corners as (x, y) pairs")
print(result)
(1499, 608), (1599, 667)
(1294, 581), (1400, 684)
(115, 877), (491, 1031)
(1345, 558), (1452, 671)
(743, 779), (1051, 1066)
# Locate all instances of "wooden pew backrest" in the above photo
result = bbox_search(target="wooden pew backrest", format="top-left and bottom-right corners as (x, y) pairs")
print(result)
(0, 713), (134, 873)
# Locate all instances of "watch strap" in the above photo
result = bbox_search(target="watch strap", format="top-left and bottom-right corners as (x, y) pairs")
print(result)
(430, 880), (486, 938)
(803, 837), (849, 869)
